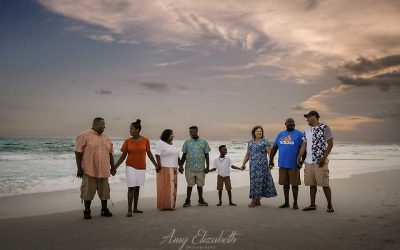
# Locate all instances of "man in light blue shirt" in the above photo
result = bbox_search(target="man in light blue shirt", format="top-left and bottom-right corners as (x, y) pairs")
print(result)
(179, 126), (211, 207)
(269, 118), (303, 210)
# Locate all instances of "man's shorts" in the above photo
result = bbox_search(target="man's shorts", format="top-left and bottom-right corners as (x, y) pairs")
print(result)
(217, 175), (232, 190)
(304, 159), (330, 187)
(185, 170), (205, 187)
(80, 174), (110, 200)
(279, 168), (301, 186)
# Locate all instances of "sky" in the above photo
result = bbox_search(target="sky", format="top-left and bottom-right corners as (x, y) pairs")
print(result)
(1, 0), (400, 143)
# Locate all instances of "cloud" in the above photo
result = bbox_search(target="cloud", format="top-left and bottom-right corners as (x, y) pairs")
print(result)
(87, 34), (115, 43)
(304, 0), (319, 11)
(371, 104), (400, 121)
(325, 116), (381, 131)
(293, 85), (353, 112)
(38, 0), (400, 54)
(340, 54), (400, 75)
(38, 0), (400, 83)
(176, 84), (189, 90)
(95, 89), (112, 95)
(212, 73), (257, 80)
(154, 59), (188, 67)
(140, 82), (170, 92)
(337, 71), (400, 91)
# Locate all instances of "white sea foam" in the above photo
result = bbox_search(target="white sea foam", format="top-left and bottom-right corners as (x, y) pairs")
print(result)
(0, 138), (399, 197)
(0, 153), (74, 161)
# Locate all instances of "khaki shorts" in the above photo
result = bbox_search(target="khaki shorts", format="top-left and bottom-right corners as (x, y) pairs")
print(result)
(279, 168), (301, 186)
(217, 175), (232, 190)
(304, 159), (330, 187)
(80, 174), (110, 200)
(185, 170), (205, 187)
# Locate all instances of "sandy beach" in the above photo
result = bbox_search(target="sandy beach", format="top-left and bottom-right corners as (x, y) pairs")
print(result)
(1, 169), (399, 250)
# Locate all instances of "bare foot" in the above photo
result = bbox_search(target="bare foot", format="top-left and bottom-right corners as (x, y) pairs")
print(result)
(133, 210), (143, 213)
(293, 203), (299, 210)
(248, 200), (256, 208)
(279, 203), (290, 208)
(216, 202), (222, 206)
(229, 203), (237, 206)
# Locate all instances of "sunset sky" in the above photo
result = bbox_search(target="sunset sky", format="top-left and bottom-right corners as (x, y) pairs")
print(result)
(1, 0), (399, 143)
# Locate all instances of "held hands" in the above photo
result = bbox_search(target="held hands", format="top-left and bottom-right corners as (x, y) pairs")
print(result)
(110, 167), (117, 176)
(178, 161), (184, 174)
(155, 163), (162, 173)
(296, 158), (303, 169)
(269, 162), (274, 169)
(76, 168), (84, 178)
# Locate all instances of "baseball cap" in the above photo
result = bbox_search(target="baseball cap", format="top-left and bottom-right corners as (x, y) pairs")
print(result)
(304, 110), (320, 119)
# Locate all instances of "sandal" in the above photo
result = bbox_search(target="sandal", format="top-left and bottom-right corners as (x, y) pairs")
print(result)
(302, 205), (317, 211)
(126, 211), (133, 217)
(327, 207), (335, 213)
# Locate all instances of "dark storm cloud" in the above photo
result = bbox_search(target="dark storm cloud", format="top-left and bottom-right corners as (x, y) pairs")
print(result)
(95, 89), (112, 95)
(341, 54), (400, 74)
(337, 71), (400, 91)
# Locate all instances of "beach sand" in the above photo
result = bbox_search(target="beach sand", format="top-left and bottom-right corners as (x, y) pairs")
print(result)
(0, 170), (399, 250)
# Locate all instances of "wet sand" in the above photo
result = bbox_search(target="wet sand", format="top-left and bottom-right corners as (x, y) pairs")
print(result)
(0, 170), (399, 250)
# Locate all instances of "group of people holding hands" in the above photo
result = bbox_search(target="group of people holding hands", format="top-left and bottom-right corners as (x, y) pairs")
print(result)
(75, 110), (334, 219)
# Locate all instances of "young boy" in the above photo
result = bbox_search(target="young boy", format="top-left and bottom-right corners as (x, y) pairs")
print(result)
(210, 145), (243, 206)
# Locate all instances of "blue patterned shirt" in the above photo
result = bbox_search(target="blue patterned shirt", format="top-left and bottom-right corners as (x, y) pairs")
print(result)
(182, 138), (211, 171)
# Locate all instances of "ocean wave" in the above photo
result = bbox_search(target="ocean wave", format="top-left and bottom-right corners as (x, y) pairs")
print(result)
(0, 153), (75, 161)
(0, 174), (126, 197)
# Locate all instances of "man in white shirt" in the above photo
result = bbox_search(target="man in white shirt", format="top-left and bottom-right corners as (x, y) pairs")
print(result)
(210, 145), (243, 206)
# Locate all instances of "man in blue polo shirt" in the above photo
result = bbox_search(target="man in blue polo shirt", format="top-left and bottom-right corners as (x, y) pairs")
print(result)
(269, 118), (303, 210)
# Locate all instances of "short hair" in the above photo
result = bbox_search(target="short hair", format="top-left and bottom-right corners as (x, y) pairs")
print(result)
(285, 117), (295, 123)
(218, 145), (226, 151)
(160, 129), (173, 142)
(131, 119), (142, 132)
(251, 125), (264, 140)
(92, 117), (104, 125)
(189, 126), (198, 130)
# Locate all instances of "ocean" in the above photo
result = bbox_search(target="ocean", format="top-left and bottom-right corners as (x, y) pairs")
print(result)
(0, 137), (399, 197)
